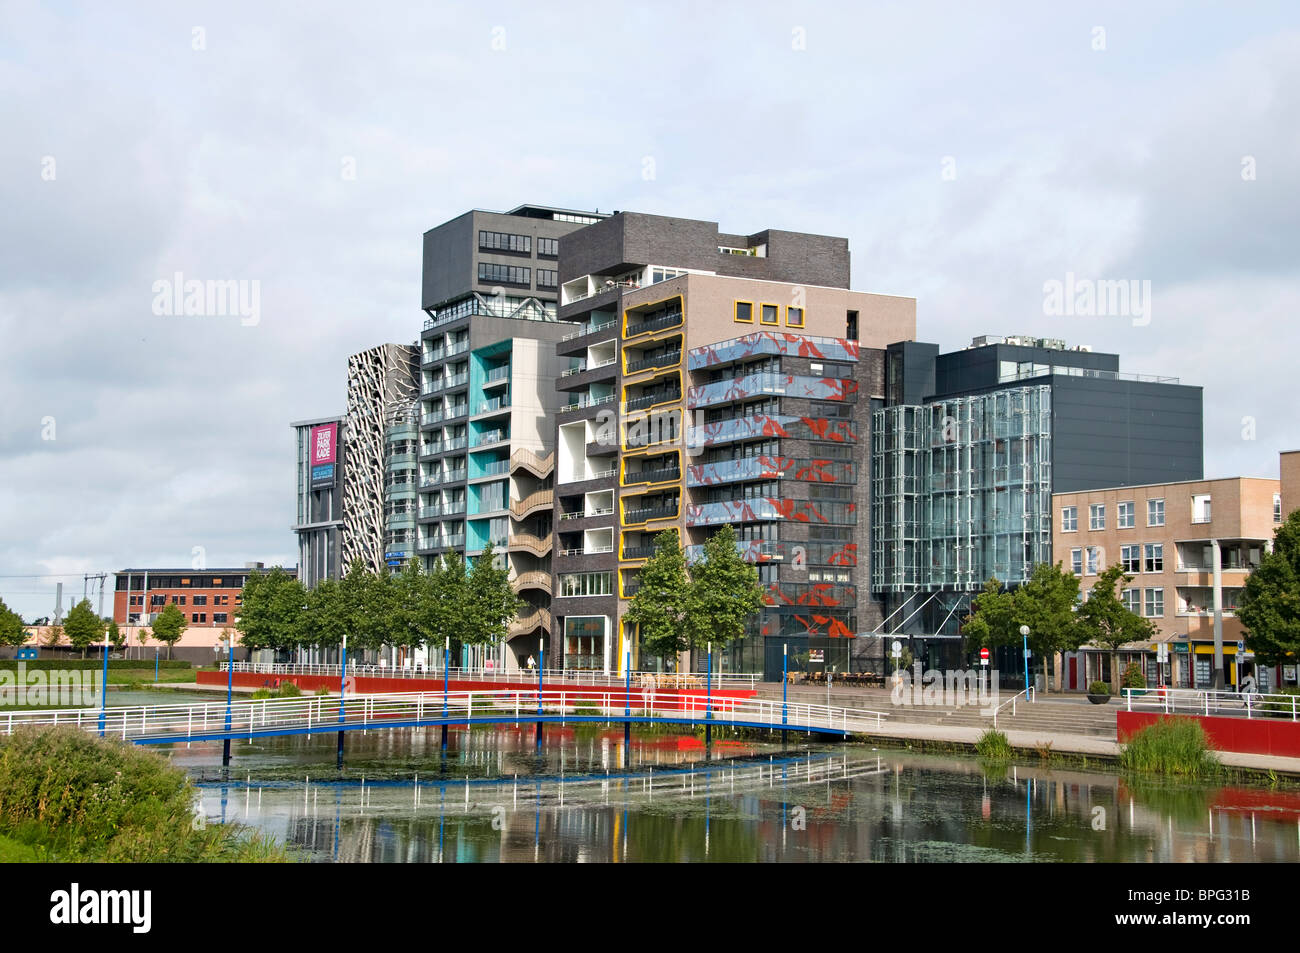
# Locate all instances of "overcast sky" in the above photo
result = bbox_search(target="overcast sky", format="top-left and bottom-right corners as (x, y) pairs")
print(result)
(1, 1), (1297, 620)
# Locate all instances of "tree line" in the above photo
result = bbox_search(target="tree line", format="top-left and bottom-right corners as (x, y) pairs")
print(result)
(623, 524), (767, 668)
(237, 544), (523, 656)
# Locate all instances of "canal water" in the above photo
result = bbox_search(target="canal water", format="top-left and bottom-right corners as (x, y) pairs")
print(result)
(155, 724), (1300, 863)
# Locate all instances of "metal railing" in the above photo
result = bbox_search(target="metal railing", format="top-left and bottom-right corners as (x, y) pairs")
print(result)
(224, 662), (764, 691)
(990, 686), (1035, 727)
(560, 318), (616, 341)
(0, 687), (883, 741)
(1123, 687), (1300, 720)
(625, 311), (683, 338)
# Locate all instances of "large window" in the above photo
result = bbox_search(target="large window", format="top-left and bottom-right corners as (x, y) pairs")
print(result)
(1121, 589), (1140, 614)
(537, 237), (559, 257)
(559, 572), (613, 597)
(1144, 588), (1164, 618)
(1144, 543), (1164, 573)
(478, 262), (531, 286)
(537, 269), (558, 288)
(1121, 544), (1140, 573)
(1147, 498), (1165, 526)
(478, 230), (531, 253)
(1089, 503), (1105, 530)
(1061, 506), (1078, 532)
(1117, 501), (1134, 529)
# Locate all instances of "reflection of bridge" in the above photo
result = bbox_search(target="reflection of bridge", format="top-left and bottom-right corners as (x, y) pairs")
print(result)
(0, 689), (889, 748)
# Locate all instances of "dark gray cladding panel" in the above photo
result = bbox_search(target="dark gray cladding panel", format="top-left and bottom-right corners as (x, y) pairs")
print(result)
(1050, 376), (1203, 492)
(932, 343), (1120, 398)
(421, 212), (474, 310)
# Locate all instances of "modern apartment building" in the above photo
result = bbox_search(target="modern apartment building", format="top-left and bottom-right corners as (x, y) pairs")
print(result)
(346, 343), (419, 574)
(1053, 466), (1289, 690)
(292, 415), (345, 589)
(551, 212), (915, 679)
(416, 205), (608, 669)
(870, 334), (1204, 671)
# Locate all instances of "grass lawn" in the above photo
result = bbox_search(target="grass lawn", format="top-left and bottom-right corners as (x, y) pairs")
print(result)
(106, 669), (197, 685)
(0, 833), (41, 862)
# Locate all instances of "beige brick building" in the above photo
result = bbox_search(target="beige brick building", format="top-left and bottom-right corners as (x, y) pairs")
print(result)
(1052, 465), (1290, 691)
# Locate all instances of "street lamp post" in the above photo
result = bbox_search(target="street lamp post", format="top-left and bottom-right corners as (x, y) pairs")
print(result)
(624, 647), (631, 759)
(536, 636), (544, 748)
(1019, 624), (1031, 698)
(441, 635), (450, 751)
(782, 642), (788, 746)
(705, 641), (713, 747)
(98, 631), (109, 737)
(223, 632), (234, 767)
(337, 632), (347, 768)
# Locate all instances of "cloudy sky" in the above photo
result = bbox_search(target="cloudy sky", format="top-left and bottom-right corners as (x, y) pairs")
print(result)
(1, 1), (1297, 620)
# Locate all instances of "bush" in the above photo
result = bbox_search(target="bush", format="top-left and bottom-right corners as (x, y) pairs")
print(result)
(1119, 717), (1220, 777)
(250, 688), (273, 700)
(1088, 680), (1111, 696)
(1123, 662), (1146, 689)
(277, 682), (302, 698)
(975, 728), (1014, 761)
(0, 727), (288, 861)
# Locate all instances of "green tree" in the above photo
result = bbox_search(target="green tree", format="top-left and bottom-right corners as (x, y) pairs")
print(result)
(297, 577), (346, 653)
(237, 567), (306, 655)
(63, 599), (106, 658)
(963, 563), (1087, 692)
(105, 619), (126, 652)
(0, 598), (26, 649)
(684, 524), (766, 658)
(151, 604), (188, 659)
(1239, 510), (1300, 666)
(418, 553), (470, 661)
(43, 624), (64, 649)
(136, 627), (151, 660)
(623, 531), (691, 668)
(1077, 563), (1157, 692)
(463, 543), (525, 658)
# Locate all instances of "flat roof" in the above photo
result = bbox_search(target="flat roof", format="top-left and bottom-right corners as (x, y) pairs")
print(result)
(290, 414), (343, 428)
(114, 567), (297, 574)
(1052, 475), (1279, 496)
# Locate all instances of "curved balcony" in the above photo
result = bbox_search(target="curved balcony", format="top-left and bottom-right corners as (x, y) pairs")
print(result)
(510, 489), (554, 520)
(510, 448), (553, 478)
(509, 606), (552, 637)
(508, 532), (553, 556)
(511, 571), (553, 596)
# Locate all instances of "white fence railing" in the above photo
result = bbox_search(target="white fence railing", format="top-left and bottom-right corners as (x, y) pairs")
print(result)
(220, 662), (760, 690)
(1123, 687), (1300, 721)
(0, 689), (887, 742)
(990, 686), (1035, 728)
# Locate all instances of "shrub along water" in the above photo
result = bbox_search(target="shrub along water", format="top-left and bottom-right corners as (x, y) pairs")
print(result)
(1118, 717), (1220, 777)
(975, 728), (1014, 761)
(0, 727), (288, 861)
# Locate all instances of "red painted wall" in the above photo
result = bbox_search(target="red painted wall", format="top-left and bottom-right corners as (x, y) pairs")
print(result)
(197, 671), (755, 712)
(1117, 711), (1300, 758)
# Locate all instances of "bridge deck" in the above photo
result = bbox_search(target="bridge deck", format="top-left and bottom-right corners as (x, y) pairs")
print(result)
(0, 689), (890, 746)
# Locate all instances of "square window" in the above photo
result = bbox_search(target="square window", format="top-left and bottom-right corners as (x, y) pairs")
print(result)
(1117, 501), (1134, 528)
(1147, 498), (1165, 526)
(1089, 503), (1105, 530)
(760, 303), (779, 325)
(786, 306), (804, 328)
(734, 301), (753, 323)
(1061, 506), (1078, 532)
